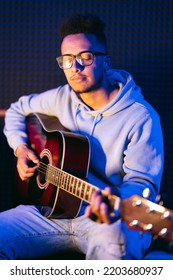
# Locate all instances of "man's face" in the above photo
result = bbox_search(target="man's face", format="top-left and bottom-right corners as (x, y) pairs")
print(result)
(61, 33), (108, 94)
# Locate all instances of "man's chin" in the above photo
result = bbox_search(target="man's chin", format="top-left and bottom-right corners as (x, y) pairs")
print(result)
(71, 85), (89, 94)
(71, 84), (99, 95)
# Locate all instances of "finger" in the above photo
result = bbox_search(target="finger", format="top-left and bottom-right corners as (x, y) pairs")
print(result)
(90, 190), (103, 214)
(27, 150), (39, 164)
(99, 203), (112, 224)
(102, 186), (111, 197)
(17, 157), (38, 181)
(17, 164), (37, 181)
(85, 205), (91, 218)
(85, 205), (103, 223)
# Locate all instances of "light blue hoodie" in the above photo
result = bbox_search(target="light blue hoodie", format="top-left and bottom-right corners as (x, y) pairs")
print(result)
(4, 69), (164, 259)
(4, 69), (164, 201)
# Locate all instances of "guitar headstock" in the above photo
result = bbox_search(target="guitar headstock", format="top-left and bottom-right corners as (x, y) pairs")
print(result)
(121, 195), (173, 242)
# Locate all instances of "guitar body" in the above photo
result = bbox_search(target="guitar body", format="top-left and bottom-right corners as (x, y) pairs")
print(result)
(16, 113), (90, 218)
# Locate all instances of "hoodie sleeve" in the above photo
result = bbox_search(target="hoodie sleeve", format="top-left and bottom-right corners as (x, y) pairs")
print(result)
(3, 86), (69, 153)
(120, 109), (164, 202)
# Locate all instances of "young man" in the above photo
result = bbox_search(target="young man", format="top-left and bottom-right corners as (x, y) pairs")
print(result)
(1, 15), (163, 259)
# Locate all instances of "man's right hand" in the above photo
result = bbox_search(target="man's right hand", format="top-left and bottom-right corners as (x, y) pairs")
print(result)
(16, 144), (39, 181)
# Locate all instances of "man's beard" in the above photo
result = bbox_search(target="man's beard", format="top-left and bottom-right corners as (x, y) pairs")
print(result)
(71, 76), (103, 95)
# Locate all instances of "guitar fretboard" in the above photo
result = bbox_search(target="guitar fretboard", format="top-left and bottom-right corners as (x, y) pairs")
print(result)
(44, 163), (98, 203)
(39, 162), (119, 210)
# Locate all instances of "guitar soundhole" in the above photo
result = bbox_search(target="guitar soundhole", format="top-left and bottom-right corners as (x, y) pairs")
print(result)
(39, 156), (49, 184)
(37, 148), (52, 189)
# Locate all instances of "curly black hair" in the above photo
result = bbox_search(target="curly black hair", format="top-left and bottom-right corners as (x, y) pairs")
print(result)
(60, 14), (107, 50)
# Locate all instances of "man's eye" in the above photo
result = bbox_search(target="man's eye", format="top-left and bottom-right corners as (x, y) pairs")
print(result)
(64, 56), (72, 63)
(81, 53), (92, 60)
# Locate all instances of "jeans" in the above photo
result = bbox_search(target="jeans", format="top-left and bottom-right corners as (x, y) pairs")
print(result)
(0, 205), (125, 260)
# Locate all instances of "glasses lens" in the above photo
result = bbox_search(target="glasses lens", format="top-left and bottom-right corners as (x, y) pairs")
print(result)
(56, 52), (97, 69)
(57, 55), (73, 69)
(77, 52), (94, 66)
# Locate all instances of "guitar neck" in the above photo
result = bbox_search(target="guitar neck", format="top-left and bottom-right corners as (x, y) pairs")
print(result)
(39, 162), (120, 210)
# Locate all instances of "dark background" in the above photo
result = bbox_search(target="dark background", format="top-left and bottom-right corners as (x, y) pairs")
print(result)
(0, 0), (173, 209)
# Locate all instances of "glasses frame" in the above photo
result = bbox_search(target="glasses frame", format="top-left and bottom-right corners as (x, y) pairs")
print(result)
(56, 51), (106, 70)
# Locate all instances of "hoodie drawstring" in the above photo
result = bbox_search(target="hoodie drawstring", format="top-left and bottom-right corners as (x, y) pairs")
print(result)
(74, 103), (103, 137)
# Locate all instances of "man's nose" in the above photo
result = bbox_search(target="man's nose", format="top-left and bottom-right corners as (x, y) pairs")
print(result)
(71, 58), (84, 71)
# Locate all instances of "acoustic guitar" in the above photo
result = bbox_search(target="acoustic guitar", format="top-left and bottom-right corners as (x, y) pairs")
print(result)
(15, 113), (173, 242)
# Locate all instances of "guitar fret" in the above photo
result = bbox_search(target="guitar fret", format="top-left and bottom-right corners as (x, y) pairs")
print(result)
(76, 180), (80, 195)
(62, 173), (66, 189)
(66, 174), (71, 191)
(54, 169), (59, 186)
(66, 175), (71, 192)
(80, 182), (86, 200)
(69, 177), (74, 193)
(78, 180), (84, 198)
(47, 166), (58, 186)
(70, 176), (74, 192)
(46, 165), (52, 183)
(45, 164), (97, 203)
(53, 166), (64, 188)
(82, 184), (92, 202)
(59, 171), (64, 188)
(76, 180), (81, 197)
(73, 178), (77, 195)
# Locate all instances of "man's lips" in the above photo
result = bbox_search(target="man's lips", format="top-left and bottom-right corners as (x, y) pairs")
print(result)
(71, 74), (86, 83)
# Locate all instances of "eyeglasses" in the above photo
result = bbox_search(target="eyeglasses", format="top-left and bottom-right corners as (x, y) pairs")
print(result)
(56, 51), (106, 70)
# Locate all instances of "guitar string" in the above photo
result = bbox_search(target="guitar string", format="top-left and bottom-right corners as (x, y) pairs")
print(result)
(37, 162), (116, 206)
(37, 161), (96, 202)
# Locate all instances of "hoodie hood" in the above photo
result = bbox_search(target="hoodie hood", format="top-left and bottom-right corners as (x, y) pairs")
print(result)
(70, 69), (144, 118)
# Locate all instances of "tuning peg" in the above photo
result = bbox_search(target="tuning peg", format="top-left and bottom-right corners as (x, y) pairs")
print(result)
(129, 219), (139, 227)
(158, 200), (164, 206)
(156, 194), (161, 202)
(143, 224), (153, 231)
(132, 199), (142, 207)
(158, 228), (168, 237)
(142, 188), (151, 198)
(129, 220), (153, 232)
(156, 194), (165, 206)
(161, 211), (171, 219)
(146, 207), (155, 213)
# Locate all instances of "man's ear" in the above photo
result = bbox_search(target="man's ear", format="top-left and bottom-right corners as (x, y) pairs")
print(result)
(104, 55), (112, 70)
